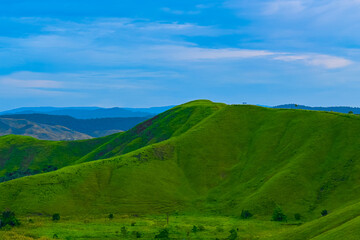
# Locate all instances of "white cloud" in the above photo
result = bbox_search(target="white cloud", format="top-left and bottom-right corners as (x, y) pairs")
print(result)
(274, 54), (353, 69)
(157, 46), (274, 60)
(0, 78), (63, 89)
(263, 1), (305, 15)
(161, 7), (200, 15)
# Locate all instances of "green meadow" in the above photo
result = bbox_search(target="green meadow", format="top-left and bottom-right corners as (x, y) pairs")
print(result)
(1, 100), (360, 239)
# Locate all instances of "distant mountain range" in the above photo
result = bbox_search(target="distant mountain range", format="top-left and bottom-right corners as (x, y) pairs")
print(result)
(0, 106), (173, 140)
(273, 104), (360, 114)
(0, 106), (174, 119)
(0, 117), (92, 141)
(0, 114), (148, 139)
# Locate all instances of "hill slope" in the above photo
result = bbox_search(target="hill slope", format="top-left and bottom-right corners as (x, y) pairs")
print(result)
(0, 118), (92, 141)
(1, 100), (360, 232)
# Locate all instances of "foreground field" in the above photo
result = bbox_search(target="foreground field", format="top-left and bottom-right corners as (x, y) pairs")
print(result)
(0, 214), (294, 240)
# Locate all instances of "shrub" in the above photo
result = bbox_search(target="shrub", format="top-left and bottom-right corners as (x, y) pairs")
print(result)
(227, 229), (238, 240)
(192, 225), (198, 233)
(108, 213), (114, 220)
(240, 209), (253, 219)
(198, 225), (205, 231)
(0, 210), (20, 228)
(321, 209), (328, 216)
(216, 226), (224, 232)
(155, 228), (169, 239)
(131, 222), (136, 226)
(294, 213), (301, 220)
(53, 234), (59, 239)
(272, 206), (287, 222)
(121, 226), (127, 236)
(52, 213), (60, 221)
(133, 231), (141, 238)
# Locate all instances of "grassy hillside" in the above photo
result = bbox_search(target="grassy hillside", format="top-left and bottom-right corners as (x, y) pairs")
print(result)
(0, 134), (115, 178)
(76, 100), (225, 163)
(1, 100), (360, 239)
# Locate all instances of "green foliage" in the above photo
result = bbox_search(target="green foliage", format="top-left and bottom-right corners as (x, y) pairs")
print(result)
(272, 207), (287, 222)
(227, 229), (238, 240)
(108, 213), (113, 219)
(321, 209), (328, 216)
(52, 213), (60, 221)
(294, 213), (301, 220)
(53, 233), (59, 239)
(121, 226), (127, 236)
(240, 210), (253, 219)
(131, 222), (136, 226)
(198, 225), (205, 231)
(0, 210), (20, 228)
(155, 228), (169, 239)
(192, 225), (198, 233)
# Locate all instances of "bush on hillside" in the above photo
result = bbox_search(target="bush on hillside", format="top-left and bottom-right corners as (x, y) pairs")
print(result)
(0, 210), (20, 228)
(227, 229), (238, 240)
(121, 226), (127, 236)
(321, 209), (328, 216)
(52, 213), (60, 221)
(294, 213), (301, 220)
(108, 213), (114, 219)
(192, 225), (198, 233)
(240, 209), (253, 219)
(272, 206), (287, 222)
(155, 228), (169, 239)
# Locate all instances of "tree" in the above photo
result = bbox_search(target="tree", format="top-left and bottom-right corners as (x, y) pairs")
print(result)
(272, 206), (287, 222)
(192, 225), (198, 233)
(321, 209), (328, 216)
(52, 213), (60, 221)
(108, 213), (114, 220)
(0, 210), (20, 228)
(240, 209), (253, 219)
(227, 229), (238, 240)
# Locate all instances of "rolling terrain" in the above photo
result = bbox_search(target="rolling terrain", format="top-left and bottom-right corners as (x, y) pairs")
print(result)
(0, 114), (148, 138)
(0, 118), (92, 141)
(1, 100), (360, 239)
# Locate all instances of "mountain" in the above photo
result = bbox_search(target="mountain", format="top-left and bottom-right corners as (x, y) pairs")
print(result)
(1, 100), (360, 239)
(0, 118), (92, 141)
(274, 104), (360, 114)
(0, 114), (148, 138)
(0, 106), (174, 119)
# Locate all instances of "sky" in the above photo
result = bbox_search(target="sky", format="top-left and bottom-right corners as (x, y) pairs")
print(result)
(1, 0), (360, 110)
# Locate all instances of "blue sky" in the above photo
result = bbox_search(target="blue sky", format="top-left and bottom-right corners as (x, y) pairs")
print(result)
(1, 0), (360, 110)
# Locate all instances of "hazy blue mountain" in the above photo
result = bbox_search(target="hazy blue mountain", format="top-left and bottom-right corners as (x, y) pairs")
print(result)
(0, 117), (92, 140)
(0, 106), (174, 119)
(273, 104), (360, 114)
(0, 114), (148, 137)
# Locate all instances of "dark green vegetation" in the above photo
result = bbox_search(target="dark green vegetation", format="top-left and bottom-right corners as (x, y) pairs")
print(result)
(1, 100), (360, 239)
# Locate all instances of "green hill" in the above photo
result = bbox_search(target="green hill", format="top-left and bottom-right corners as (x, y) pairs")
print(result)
(1, 100), (360, 239)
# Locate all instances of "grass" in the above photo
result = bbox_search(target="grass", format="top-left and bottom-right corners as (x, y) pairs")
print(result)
(2, 100), (360, 238)
(0, 214), (294, 240)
